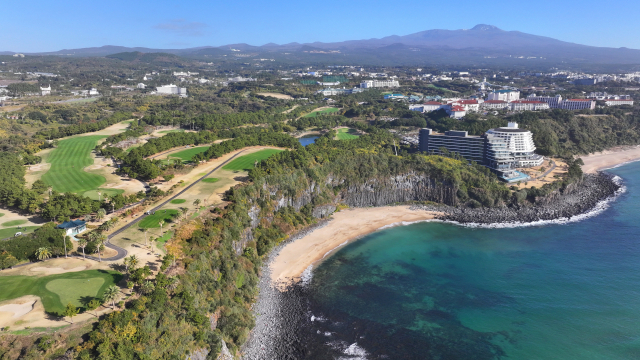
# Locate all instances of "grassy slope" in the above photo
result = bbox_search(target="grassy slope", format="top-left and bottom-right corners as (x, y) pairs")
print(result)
(42, 135), (107, 193)
(169, 146), (210, 162)
(222, 149), (284, 171)
(303, 107), (339, 117)
(0, 270), (122, 314)
(336, 128), (360, 140)
(0, 226), (39, 239)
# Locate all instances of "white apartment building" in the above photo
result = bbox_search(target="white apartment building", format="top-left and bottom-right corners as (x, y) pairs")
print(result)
(156, 84), (187, 97)
(481, 100), (508, 110)
(137, 83), (146, 89)
(509, 100), (550, 111)
(448, 105), (466, 119)
(604, 99), (634, 106)
(485, 122), (543, 167)
(360, 79), (400, 88)
(454, 99), (482, 112)
(561, 99), (596, 110)
(40, 85), (51, 96)
(527, 94), (564, 108)
(487, 90), (520, 102)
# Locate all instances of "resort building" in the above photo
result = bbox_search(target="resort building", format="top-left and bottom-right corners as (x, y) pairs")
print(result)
(487, 90), (520, 102)
(481, 100), (508, 110)
(40, 85), (51, 96)
(156, 84), (188, 97)
(360, 79), (400, 88)
(560, 99), (596, 110)
(526, 94), (564, 108)
(509, 100), (550, 111)
(419, 122), (542, 182)
(57, 220), (87, 237)
(447, 105), (467, 118)
(419, 128), (485, 163)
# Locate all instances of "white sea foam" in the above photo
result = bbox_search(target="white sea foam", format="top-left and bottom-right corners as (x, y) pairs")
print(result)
(301, 264), (313, 286)
(322, 240), (349, 259)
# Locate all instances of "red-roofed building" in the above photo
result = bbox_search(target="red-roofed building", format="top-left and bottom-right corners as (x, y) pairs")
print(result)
(454, 99), (481, 112)
(447, 105), (467, 119)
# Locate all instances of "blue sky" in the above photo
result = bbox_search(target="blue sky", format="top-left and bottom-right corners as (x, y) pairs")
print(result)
(3, 0), (640, 52)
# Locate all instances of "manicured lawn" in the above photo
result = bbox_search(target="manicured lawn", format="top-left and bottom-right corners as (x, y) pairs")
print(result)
(156, 230), (174, 250)
(303, 107), (339, 117)
(0, 213), (4, 217)
(170, 199), (186, 204)
(169, 146), (210, 162)
(0, 226), (40, 239)
(0, 270), (123, 315)
(335, 128), (360, 140)
(222, 149), (284, 171)
(82, 188), (125, 200)
(158, 129), (185, 134)
(2, 220), (28, 227)
(138, 209), (179, 229)
(42, 135), (107, 194)
(201, 178), (219, 183)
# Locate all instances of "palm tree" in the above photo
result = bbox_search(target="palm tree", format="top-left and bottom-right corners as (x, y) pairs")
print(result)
(144, 228), (149, 247)
(36, 247), (52, 261)
(77, 238), (88, 260)
(158, 220), (165, 234)
(94, 242), (105, 262)
(96, 208), (106, 221)
(124, 255), (139, 272)
(102, 285), (120, 309)
(193, 199), (201, 208)
(63, 236), (70, 258)
(180, 207), (188, 220)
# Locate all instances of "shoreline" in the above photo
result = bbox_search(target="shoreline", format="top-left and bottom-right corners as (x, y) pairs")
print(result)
(269, 206), (441, 286)
(580, 145), (640, 173)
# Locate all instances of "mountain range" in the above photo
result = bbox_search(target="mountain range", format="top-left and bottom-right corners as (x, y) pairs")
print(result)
(3, 25), (640, 66)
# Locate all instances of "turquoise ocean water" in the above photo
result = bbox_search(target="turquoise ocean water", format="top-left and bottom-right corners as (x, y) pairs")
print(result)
(307, 163), (640, 359)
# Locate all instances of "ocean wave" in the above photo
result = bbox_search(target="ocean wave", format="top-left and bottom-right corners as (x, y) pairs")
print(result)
(322, 240), (349, 259)
(301, 264), (313, 286)
(600, 158), (640, 171)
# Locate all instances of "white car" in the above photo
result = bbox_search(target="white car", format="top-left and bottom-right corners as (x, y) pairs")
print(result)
(14, 232), (22, 237)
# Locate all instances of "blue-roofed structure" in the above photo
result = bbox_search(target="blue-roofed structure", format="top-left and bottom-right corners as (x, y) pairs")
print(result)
(57, 220), (87, 236)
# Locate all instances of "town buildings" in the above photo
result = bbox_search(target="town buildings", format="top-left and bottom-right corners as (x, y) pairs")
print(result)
(40, 85), (51, 96)
(509, 100), (550, 111)
(561, 99), (596, 110)
(360, 79), (400, 88)
(604, 99), (634, 106)
(487, 90), (520, 102)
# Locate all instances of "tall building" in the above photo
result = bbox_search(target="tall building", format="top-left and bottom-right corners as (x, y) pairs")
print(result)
(526, 94), (563, 108)
(487, 90), (520, 102)
(560, 99), (596, 110)
(485, 122), (543, 167)
(419, 129), (485, 163)
(360, 79), (400, 88)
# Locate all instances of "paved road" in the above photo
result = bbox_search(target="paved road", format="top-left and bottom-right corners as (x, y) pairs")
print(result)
(534, 159), (557, 180)
(101, 150), (248, 261)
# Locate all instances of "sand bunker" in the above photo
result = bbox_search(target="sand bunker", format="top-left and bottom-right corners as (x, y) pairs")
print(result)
(29, 266), (87, 275)
(0, 296), (38, 324)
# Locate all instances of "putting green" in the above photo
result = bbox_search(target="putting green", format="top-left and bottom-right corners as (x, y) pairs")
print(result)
(45, 278), (105, 308)
(0, 226), (39, 239)
(82, 188), (125, 200)
(139, 209), (179, 229)
(335, 128), (360, 140)
(2, 220), (28, 227)
(42, 135), (107, 194)
(201, 178), (219, 183)
(169, 146), (210, 162)
(222, 149), (283, 171)
(0, 270), (122, 315)
(170, 199), (186, 204)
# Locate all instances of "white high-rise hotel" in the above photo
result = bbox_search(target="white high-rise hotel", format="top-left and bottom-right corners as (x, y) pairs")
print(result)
(485, 122), (543, 167)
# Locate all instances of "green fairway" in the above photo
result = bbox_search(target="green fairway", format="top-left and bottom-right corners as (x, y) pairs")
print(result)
(222, 149), (284, 171)
(42, 135), (107, 194)
(2, 220), (28, 227)
(0, 226), (39, 239)
(156, 230), (174, 251)
(0, 213), (4, 217)
(158, 129), (185, 134)
(0, 270), (122, 315)
(303, 107), (339, 118)
(170, 199), (186, 204)
(335, 128), (360, 140)
(82, 188), (124, 200)
(169, 146), (210, 162)
(201, 178), (219, 183)
(138, 209), (179, 229)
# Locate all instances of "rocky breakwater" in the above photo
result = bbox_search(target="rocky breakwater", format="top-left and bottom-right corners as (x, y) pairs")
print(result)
(430, 172), (621, 224)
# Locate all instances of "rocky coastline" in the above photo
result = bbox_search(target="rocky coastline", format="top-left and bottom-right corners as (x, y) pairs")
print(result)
(240, 172), (622, 359)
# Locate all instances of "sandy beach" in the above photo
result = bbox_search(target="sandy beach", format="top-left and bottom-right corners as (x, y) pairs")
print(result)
(270, 206), (441, 286)
(580, 145), (640, 173)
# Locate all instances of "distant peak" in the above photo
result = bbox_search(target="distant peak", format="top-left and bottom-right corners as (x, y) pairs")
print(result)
(471, 24), (500, 31)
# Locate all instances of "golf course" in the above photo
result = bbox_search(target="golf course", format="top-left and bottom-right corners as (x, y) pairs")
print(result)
(0, 270), (122, 315)
(335, 128), (360, 140)
(41, 135), (107, 194)
(222, 149), (283, 171)
(168, 146), (210, 162)
(303, 107), (339, 117)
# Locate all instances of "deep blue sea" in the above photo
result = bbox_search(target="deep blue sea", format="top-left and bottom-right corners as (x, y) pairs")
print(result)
(306, 163), (640, 359)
